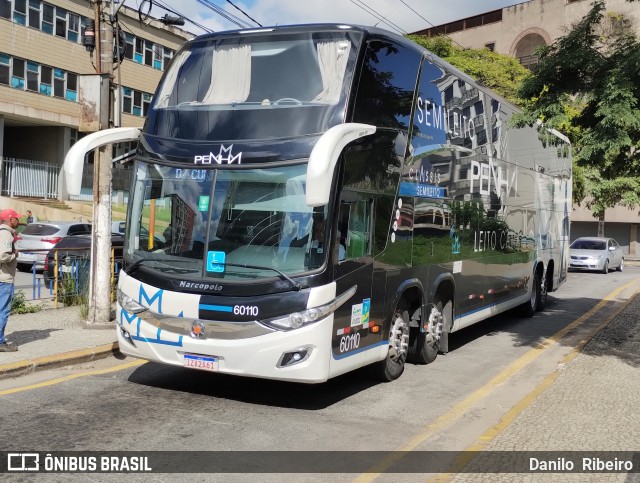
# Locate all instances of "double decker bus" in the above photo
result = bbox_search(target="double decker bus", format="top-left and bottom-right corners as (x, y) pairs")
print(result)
(64, 24), (571, 383)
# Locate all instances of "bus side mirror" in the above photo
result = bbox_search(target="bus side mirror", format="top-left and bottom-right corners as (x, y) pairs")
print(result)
(305, 123), (375, 207)
(63, 127), (141, 196)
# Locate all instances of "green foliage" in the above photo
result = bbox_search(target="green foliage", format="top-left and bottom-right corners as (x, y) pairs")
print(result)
(406, 35), (530, 105)
(514, 0), (640, 218)
(10, 290), (44, 315)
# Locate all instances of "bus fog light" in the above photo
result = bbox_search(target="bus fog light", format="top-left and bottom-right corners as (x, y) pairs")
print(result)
(277, 346), (312, 367)
(120, 327), (136, 347)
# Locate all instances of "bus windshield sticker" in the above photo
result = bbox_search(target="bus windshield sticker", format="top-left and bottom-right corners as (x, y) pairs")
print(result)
(207, 251), (226, 273)
(198, 195), (210, 212)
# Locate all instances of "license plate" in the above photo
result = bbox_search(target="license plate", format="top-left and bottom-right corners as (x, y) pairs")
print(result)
(61, 265), (76, 273)
(183, 354), (219, 372)
(21, 252), (36, 260)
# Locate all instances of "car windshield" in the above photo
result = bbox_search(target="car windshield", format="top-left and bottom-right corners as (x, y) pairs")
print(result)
(144, 30), (361, 140)
(125, 161), (328, 281)
(570, 240), (606, 250)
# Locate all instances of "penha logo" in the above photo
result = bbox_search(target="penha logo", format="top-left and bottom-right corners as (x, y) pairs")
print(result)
(194, 145), (242, 165)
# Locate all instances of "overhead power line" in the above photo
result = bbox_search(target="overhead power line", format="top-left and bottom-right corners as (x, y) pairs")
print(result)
(195, 0), (254, 29)
(397, 0), (467, 49)
(349, 0), (407, 35)
(224, 0), (262, 27)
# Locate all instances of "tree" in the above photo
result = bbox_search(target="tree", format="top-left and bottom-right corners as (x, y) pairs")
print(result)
(406, 35), (530, 105)
(515, 0), (640, 218)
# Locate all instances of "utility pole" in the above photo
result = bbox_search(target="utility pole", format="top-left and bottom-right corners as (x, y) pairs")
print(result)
(89, 0), (114, 324)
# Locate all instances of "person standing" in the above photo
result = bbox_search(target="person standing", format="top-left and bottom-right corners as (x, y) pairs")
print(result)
(0, 208), (21, 352)
(26, 210), (37, 224)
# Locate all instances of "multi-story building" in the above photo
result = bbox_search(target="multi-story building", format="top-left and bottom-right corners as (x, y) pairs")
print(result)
(0, 0), (192, 204)
(413, 0), (640, 255)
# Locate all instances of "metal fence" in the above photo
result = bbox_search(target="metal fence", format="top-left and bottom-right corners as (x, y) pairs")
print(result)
(1, 157), (59, 199)
(15, 247), (120, 308)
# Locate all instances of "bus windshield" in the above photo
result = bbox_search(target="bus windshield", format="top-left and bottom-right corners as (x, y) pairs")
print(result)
(125, 162), (328, 281)
(144, 30), (361, 140)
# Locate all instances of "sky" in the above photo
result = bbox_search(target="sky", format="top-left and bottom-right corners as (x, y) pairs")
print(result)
(124, 0), (526, 36)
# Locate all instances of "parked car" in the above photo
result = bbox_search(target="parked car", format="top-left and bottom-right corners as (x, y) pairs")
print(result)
(569, 237), (624, 273)
(112, 221), (126, 235)
(43, 233), (125, 289)
(15, 221), (93, 272)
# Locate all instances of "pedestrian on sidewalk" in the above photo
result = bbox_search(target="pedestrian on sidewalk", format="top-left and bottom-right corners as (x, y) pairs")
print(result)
(0, 208), (21, 352)
(26, 210), (37, 224)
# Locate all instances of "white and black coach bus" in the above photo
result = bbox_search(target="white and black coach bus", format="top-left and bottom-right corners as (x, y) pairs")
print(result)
(64, 24), (571, 383)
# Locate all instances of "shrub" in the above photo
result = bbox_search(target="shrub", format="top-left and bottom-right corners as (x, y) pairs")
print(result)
(10, 290), (44, 315)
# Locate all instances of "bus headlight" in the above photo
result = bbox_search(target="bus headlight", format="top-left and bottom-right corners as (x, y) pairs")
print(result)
(117, 289), (147, 314)
(261, 285), (356, 331)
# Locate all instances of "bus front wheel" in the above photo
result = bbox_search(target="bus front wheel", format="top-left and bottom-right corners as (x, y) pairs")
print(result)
(372, 308), (409, 382)
(520, 271), (540, 317)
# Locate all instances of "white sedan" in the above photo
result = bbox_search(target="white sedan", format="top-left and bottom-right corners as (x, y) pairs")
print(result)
(569, 237), (624, 274)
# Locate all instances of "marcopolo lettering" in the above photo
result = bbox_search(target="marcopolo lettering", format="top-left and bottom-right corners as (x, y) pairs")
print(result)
(178, 281), (223, 291)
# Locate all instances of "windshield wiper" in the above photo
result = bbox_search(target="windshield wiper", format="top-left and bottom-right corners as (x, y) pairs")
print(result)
(124, 258), (302, 291)
(220, 262), (302, 291)
(124, 257), (197, 275)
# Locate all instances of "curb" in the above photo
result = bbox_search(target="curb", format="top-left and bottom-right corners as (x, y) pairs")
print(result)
(0, 342), (120, 380)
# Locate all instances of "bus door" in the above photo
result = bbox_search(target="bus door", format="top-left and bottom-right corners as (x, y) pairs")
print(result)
(330, 195), (376, 371)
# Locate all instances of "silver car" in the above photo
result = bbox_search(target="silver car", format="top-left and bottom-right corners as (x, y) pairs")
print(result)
(15, 221), (92, 271)
(569, 237), (624, 273)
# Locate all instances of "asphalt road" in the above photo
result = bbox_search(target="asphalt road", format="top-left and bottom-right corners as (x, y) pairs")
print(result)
(1, 268), (639, 481)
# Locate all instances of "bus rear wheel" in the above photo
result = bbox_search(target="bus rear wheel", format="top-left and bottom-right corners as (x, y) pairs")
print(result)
(409, 300), (447, 365)
(373, 308), (409, 382)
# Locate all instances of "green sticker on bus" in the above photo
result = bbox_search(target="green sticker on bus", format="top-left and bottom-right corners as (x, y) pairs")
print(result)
(198, 196), (210, 211)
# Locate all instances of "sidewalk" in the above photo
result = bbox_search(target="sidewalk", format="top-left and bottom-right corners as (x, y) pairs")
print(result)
(0, 305), (118, 379)
(451, 291), (640, 480)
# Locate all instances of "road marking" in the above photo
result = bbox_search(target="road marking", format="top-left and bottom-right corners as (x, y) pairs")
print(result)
(354, 277), (640, 482)
(0, 359), (146, 396)
(430, 287), (638, 481)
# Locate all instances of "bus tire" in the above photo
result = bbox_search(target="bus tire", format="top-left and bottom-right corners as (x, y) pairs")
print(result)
(409, 299), (448, 365)
(538, 272), (548, 312)
(372, 308), (409, 382)
(520, 271), (540, 317)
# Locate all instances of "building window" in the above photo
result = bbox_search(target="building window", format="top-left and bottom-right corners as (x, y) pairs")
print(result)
(485, 42), (495, 52)
(28, 0), (41, 29)
(0, 53), (76, 101)
(42, 2), (53, 33)
(125, 32), (134, 60)
(55, 7), (66, 37)
(163, 47), (173, 70)
(144, 40), (153, 66)
(11, 57), (25, 89)
(68, 12), (79, 42)
(134, 38), (144, 63)
(0, 0), (11, 19)
(40, 65), (51, 94)
(13, 0), (26, 25)
(26, 60), (38, 91)
(0, 52), (10, 85)
(122, 86), (153, 117)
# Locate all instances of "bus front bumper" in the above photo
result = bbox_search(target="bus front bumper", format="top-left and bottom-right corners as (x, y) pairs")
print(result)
(116, 304), (334, 383)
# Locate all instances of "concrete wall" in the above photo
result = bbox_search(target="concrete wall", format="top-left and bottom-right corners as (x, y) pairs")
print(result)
(438, 0), (640, 56)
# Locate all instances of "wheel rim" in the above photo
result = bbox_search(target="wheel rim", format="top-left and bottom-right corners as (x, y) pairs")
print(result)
(388, 312), (409, 363)
(425, 306), (444, 345)
(540, 276), (548, 305)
